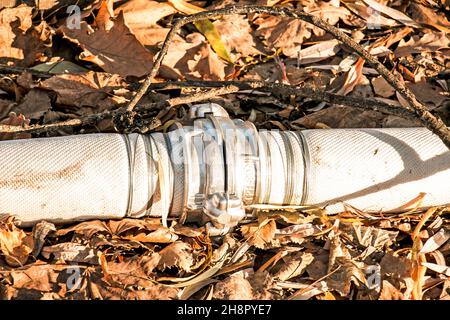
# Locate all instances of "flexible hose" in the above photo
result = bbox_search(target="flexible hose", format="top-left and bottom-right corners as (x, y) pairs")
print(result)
(0, 106), (448, 227)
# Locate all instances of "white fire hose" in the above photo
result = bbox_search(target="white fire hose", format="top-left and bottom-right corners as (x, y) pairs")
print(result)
(0, 103), (449, 234)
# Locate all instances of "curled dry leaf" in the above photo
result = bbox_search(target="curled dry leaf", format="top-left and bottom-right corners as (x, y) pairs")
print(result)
(326, 257), (367, 296)
(395, 32), (450, 57)
(340, 223), (398, 250)
(344, 1), (399, 28)
(240, 219), (277, 249)
(274, 223), (318, 245)
(60, 12), (153, 77)
(107, 217), (162, 235)
(420, 228), (450, 254)
(41, 242), (100, 264)
(361, 0), (420, 28)
(274, 251), (314, 281)
(95, 0), (115, 31)
(306, 1), (354, 33)
(31, 220), (56, 257)
(421, 262), (450, 277)
(122, 228), (179, 243)
(55, 218), (165, 239)
(187, 38), (229, 80)
(0, 216), (33, 267)
(257, 210), (316, 225)
(158, 241), (194, 272)
(56, 220), (110, 238)
(297, 40), (341, 65)
(159, 33), (229, 81)
(172, 223), (205, 237)
(408, 3), (450, 33)
(288, 281), (330, 300)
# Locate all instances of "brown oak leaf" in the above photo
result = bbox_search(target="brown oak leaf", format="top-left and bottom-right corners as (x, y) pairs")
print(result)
(60, 12), (154, 77)
(115, 0), (176, 46)
(157, 241), (194, 272)
(0, 5), (47, 67)
(39, 72), (128, 109)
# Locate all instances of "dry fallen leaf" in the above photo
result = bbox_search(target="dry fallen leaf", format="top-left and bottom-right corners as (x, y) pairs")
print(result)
(240, 219), (277, 249)
(0, 112), (31, 141)
(159, 32), (230, 81)
(275, 251), (314, 281)
(41, 243), (100, 264)
(0, 216), (34, 267)
(122, 228), (179, 243)
(408, 3), (450, 33)
(186, 36), (230, 80)
(60, 12), (154, 77)
(105, 254), (161, 285)
(213, 14), (264, 58)
(11, 89), (51, 120)
(379, 280), (405, 300)
(344, 1), (399, 28)
(157, 241), (194, 272)
(297, 40), (341, 65)
(254, 15), (312, 58)
(0, 99), (15, 120)
(372, 76), (396, 98)
(326, 257), (367, 296)
(420, 228), (450, 254)
(115, 0), (176, 46)
(395, 32), (450, 57)
(39, 72), (128, 109)
(31, 220), (56, 257)
(0, 5), (47, 67)
(361, 0), (420, 28)
(340, 223), (398, 250)
(213, 269), (275, 300)
(7, 262), (67, 293)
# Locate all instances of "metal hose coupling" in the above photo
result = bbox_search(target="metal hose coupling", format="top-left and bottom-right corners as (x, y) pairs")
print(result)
(0, 103), (449, 235)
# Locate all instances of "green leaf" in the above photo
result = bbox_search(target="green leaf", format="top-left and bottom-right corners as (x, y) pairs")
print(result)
(31, 61), (89, 74)
(194, 20), (233, 64)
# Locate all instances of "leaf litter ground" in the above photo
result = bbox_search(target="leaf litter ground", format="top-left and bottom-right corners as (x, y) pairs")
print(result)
(0, 0), (450, 300)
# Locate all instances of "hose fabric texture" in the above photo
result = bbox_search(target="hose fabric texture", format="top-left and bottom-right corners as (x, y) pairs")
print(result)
(0, 126), (448, 226)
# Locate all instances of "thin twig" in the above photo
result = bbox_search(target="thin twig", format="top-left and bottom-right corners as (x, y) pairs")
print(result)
(166, 85), (240, 107)
(126, 5), (450, 149)
(144, 80), (417, 120)
(0, 80), (419, 135)
(0, 86), (241, 135)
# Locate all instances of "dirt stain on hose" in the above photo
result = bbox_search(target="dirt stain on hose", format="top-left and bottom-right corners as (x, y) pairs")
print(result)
(0, 161), (84, 190)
